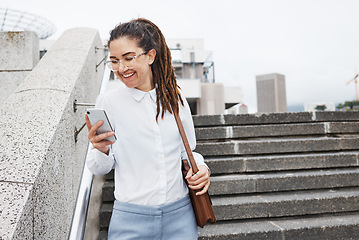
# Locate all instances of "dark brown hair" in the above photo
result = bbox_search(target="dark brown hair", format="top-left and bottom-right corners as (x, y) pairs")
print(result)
(108, 18), (183, 120)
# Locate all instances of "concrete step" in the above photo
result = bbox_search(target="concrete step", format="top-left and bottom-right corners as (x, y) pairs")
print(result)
(98, 188), (359, 234)
(196, 137), (359, 157)
(210, 168), (359, 195)
(101, 168), (359, 202)
(198, 211), (359, 240)
(102, 181), (114, 202)
(196, 122), (359, 140)
(97, 230), (107, 240)
(104, 169), (114, 181)
(193, 111), (359, 127)
(99, 203), (112, 229)
(104, 152), (359, 179)
(211, 187), (359, 221)
(206, 152), (359, 175)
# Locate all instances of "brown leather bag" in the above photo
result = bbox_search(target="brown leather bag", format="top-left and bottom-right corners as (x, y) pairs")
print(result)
(174, 110), (216, 228)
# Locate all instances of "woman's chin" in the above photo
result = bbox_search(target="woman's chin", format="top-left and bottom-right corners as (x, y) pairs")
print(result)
(120, 78), (136, 88)
(123, 83), (136, 89)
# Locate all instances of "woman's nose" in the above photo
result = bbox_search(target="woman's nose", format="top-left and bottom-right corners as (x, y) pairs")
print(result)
(118, 61), (128, 73)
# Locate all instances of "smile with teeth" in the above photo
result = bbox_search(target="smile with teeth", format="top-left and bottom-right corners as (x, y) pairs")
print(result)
(122, 72), (135, 78)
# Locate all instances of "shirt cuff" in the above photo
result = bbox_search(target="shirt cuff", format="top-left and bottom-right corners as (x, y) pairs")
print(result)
(90, 147), (115, 174)
(94, 147), (114, 163)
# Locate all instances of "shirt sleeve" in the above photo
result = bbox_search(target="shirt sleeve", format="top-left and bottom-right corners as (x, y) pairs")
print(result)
(179, 98), (208, 170)
(85, 93), (116, 175)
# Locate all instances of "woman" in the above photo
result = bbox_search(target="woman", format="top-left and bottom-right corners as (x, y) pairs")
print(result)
(85, 18), (210, 239)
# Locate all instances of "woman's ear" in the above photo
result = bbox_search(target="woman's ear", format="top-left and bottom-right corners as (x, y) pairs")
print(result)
(147, 49), (156, 65)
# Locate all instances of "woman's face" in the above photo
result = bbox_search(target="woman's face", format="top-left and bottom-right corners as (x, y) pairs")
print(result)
(109, 37), (156, 92)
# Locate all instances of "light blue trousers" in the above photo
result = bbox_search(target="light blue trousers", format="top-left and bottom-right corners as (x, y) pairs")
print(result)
(108, 195), (198, 240)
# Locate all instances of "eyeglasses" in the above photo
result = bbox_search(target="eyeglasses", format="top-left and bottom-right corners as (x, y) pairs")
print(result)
(105, 52), (147, 72)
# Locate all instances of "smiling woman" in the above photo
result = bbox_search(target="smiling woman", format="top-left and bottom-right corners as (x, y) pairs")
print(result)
(85, 18), (210, 240)
(107, 37), (155, 92)
(106, 18), (184, 120)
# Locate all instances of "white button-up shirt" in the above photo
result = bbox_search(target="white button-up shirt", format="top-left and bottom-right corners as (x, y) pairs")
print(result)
(86, 87), (206, 206)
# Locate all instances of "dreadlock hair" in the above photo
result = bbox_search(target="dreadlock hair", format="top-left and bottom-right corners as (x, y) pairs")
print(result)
(108, 18), (184, 121)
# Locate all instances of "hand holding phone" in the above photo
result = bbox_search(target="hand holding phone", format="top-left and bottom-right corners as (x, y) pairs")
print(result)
(86, 109), (116, 142)
(85, 109), (116, 155)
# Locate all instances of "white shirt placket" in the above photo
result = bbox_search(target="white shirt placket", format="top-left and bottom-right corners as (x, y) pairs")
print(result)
(145, 92), (167, 205)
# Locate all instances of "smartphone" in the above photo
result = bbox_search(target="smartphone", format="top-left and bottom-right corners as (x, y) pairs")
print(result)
(86, 109), (116, 142)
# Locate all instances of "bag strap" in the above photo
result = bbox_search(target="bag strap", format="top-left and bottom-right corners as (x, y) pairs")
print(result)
(173, 110), (199, 174)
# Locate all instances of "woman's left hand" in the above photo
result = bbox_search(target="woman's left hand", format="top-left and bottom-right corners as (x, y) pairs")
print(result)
(185, 165), (210, 196)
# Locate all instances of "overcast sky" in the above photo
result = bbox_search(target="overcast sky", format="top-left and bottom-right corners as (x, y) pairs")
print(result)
(3, 0), (359, 112)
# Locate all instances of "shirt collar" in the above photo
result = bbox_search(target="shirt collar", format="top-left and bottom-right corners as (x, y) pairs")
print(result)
(127, 87), (157, 102)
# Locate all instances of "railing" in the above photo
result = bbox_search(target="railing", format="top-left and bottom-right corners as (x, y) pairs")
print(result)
(68, 58), (110, 240)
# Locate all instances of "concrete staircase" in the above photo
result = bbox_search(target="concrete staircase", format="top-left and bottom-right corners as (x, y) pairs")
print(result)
(98, 111), (359, 240)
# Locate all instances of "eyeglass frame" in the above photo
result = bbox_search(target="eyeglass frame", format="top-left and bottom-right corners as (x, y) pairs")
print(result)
(105, 51), (147, 72)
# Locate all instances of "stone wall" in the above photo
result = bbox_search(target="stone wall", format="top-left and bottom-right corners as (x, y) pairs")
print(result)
(0, 31), (39, 106)
(0, 28), (105, 239)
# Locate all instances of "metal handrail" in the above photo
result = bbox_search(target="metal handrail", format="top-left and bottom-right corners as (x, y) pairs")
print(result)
(68, 56), (110, 240)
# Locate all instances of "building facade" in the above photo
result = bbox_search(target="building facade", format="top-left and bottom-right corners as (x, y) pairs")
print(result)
(256, 73), (287, 113)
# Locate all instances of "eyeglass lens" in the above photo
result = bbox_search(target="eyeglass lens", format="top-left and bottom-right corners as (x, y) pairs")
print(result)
(106, 57), (136, 71)
(106, 52), (147, 71)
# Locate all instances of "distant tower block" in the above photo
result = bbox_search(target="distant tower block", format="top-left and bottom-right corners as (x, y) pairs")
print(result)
(256, 73), (287, 113)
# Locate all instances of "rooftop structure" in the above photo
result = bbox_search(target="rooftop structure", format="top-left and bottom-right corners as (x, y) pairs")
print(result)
(0, 8), (56, 39)
(167, 38), (214, 83)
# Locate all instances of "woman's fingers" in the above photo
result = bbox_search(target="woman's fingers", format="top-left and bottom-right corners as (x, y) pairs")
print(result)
(188, 174), (208, 186)
(92, 131), (115, 143)
(196, 184), (209, 195)
(185, 167), (193, 179)
(186, 165), (210, 195)
(189, 180), (207, 190)
(85, 115), (115, 142)
(188, 178), (210, 196)
(187, 166), (209, 182)
(92, 140), (113, 149)
(88, 119), (104, 138)
(85, 114), (115, 155)
(85, 114), (92, 131)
